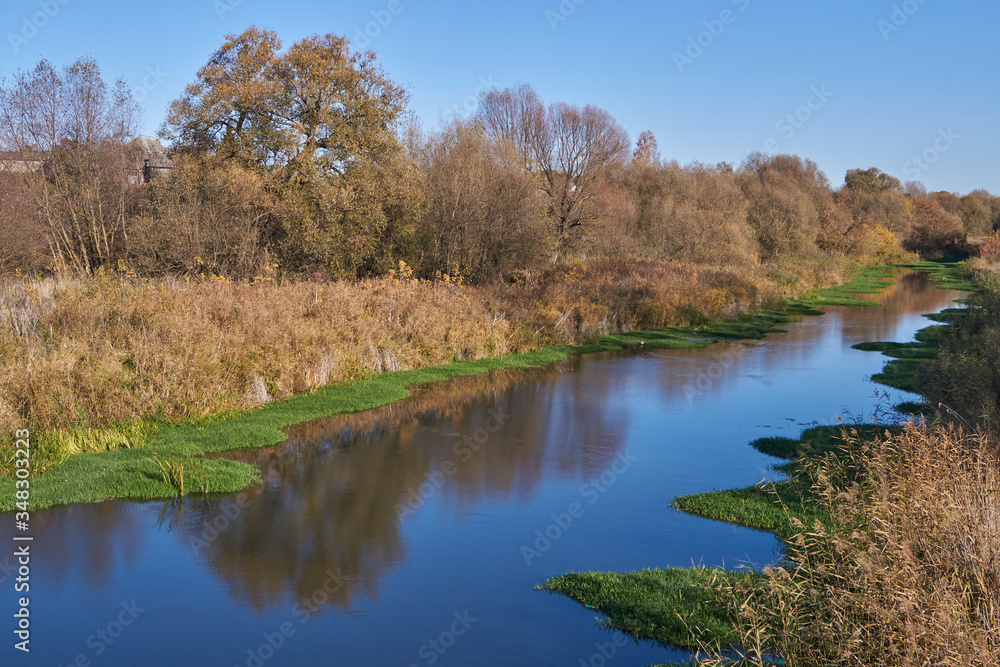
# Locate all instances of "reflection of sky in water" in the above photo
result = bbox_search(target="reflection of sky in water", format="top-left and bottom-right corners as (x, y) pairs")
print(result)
(6, 271), (962, 667)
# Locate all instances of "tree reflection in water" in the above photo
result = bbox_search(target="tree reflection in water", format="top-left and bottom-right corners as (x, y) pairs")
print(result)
(166, 358), (629, 616)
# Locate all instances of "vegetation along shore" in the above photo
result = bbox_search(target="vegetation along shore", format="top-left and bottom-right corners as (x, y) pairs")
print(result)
(2, 26), (999, 516)
(539, 258), (1000, 665)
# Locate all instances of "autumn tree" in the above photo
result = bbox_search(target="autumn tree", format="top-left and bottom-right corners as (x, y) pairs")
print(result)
(413, 119), (549, 281)
(633, 130), (660, 167)
(845, 167), (902, 195)
(128, 156), (275, 278)
(477, 84), (630, 254)
(906, 195), (965, 256)
(161, 26), (422, 277)
(737, 153), (829, 258)
(628, 161), (756, 265)
(0, 57), (139, 272)
(842, 166), (913, 241)
(959, 191), (995, 237)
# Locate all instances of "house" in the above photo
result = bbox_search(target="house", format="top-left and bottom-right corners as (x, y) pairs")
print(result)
(0, 151), (44, 174)
(0, 137), (173, 185)
(126, 135), (173, 184)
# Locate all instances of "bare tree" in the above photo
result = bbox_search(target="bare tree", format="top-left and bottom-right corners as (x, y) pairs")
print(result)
(0, 58), (139, 273)
(478, 85), (630, 253)
(414, 119), (549, 281)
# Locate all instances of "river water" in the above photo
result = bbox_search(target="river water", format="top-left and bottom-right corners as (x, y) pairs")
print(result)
(3, 271), (962, 666)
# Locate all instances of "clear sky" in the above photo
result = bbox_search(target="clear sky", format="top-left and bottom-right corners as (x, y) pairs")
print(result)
(3, 0), (997, 193)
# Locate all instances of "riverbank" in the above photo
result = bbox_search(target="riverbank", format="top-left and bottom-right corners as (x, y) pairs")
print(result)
(540, 260), (997, 665)
(0, 259), (912, 511)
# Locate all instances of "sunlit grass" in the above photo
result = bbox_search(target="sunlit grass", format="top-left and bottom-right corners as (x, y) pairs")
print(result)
(538, 568), (755, 653)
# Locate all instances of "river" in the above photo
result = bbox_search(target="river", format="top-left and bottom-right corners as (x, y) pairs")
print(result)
(3, 270), (962, 666)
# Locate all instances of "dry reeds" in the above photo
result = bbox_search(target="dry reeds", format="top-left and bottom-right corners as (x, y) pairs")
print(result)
(704, 424), (1000, 666)
(0, 254), (849, 470)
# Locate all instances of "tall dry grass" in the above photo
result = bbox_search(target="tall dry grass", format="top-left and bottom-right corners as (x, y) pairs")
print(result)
(0, 267), (524, 438)
(705, 424), (1000, 666)
(0, 255), (850, 469)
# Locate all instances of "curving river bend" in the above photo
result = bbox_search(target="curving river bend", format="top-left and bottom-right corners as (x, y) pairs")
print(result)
(4, 271), (962, 666)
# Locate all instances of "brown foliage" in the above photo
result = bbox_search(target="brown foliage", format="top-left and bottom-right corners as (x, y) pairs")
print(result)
(413, 119), (550, 282)
(0, 57), (140, 272)
(128, 157), (274, 279)
(0, 175), (47, 271)
(738, 153), (828, 258)
(477, 84), (630, 251)
(161, 26), (422, 278)
(707, 425), (1000, 666)
(906, 195), (965, 257)
(628, 161), (757, 265)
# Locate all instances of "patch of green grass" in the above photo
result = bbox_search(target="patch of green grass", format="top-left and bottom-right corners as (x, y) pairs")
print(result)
(672, 479), (823, 538)
(914, 324), (950, 346)
(871, 358), (921, 392)
(899, 259), (979, 292)
(751, 424), (882, 463)
(922, 308), (968, 324)
(789, 266), (897, 309)
(538, 568), (755, 652)
(748, 436), (801, 459)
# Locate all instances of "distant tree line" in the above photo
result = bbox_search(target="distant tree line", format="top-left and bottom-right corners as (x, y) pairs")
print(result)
(2, 27), (999, 280)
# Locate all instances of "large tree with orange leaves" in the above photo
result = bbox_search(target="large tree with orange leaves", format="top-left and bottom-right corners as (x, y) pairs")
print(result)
(161, 26), (422, 277)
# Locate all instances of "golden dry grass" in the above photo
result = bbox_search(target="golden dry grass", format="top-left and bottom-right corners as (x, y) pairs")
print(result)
(703, 424), (1000, 666)
(0, 255), (850, 466)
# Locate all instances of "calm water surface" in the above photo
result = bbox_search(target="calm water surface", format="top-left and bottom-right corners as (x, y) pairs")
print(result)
(4, 272), (962, 666)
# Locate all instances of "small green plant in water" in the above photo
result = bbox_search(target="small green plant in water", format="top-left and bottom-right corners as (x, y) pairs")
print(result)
(152, 455), (209, 496)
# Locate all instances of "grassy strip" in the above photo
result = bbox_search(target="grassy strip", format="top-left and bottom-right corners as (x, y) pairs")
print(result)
(0, 348), (587, 510)
(788, 265), (896, 308)
(537, 568), (755, 653)
(0, 265), (911, 511)
(898, 260), (981, 291)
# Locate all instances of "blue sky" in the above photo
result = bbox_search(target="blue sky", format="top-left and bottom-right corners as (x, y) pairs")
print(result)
(3, 0), (996, 193)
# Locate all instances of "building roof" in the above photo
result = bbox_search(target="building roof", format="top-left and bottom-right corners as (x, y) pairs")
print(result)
(0, 151), (43, 173)
(127, 135), (171, 168)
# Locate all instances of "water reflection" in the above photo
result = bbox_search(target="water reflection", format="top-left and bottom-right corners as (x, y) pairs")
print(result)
(155, 362), (629, 616)
(14, 269), (964, 656)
